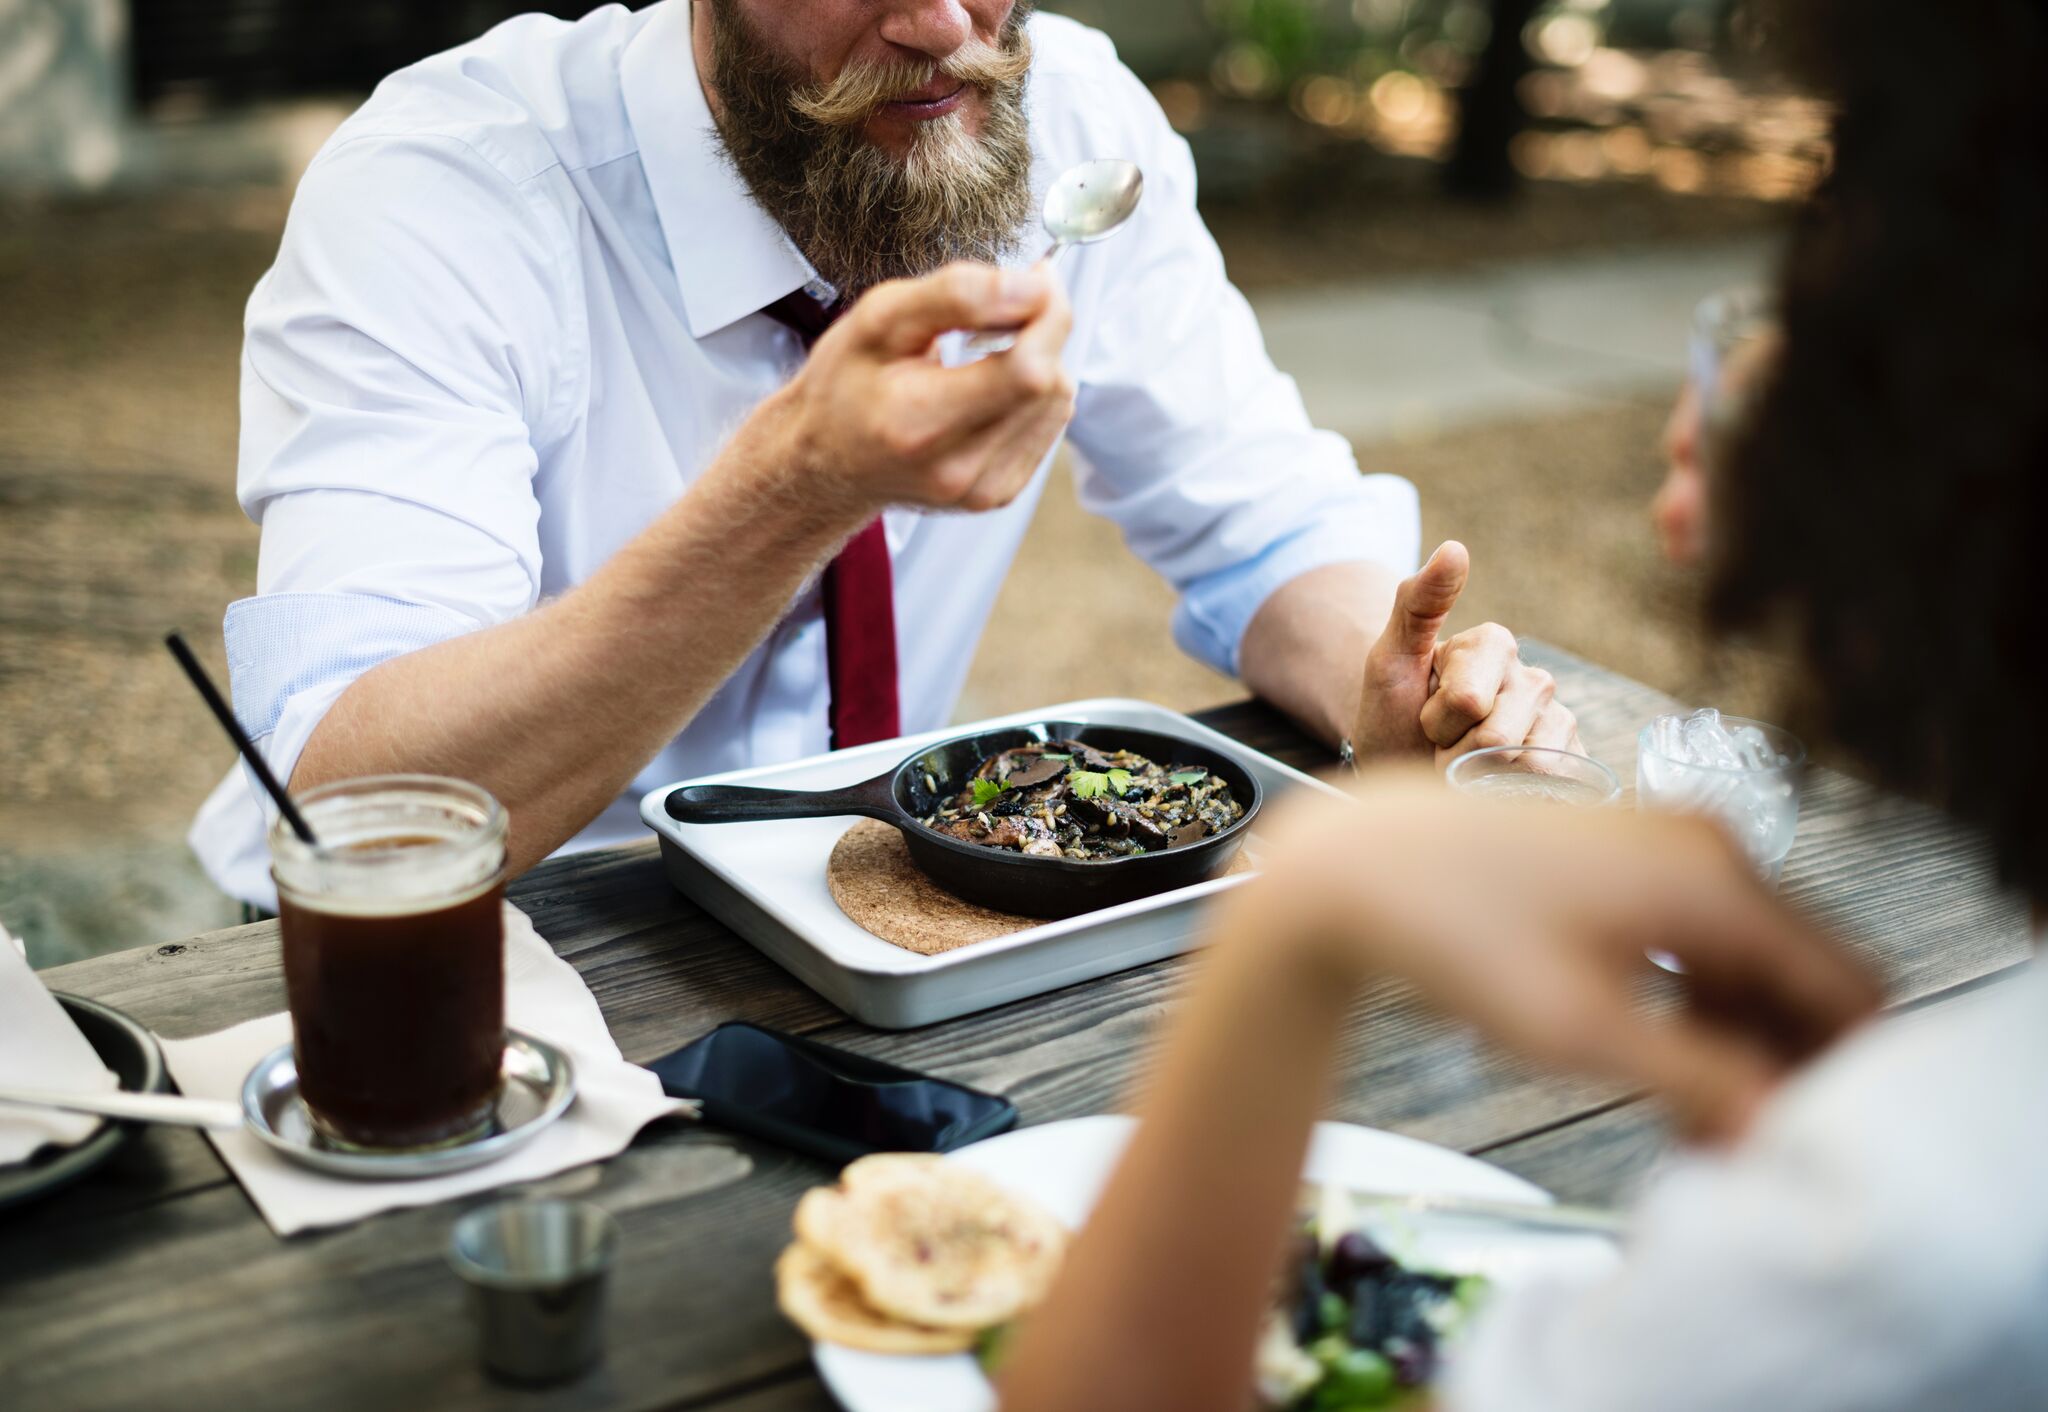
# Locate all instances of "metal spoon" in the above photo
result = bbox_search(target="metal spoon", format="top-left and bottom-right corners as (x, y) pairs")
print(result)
(0, 1083), (243, 1130)
(1345, 1188), (1628, 1239)
(962, 157), (1145, 356)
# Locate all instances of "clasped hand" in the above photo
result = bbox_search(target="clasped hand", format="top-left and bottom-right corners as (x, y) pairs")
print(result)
(1352, 541), (1580, 765)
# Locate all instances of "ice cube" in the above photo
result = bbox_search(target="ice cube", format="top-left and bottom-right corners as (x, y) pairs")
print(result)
(1680, 708), (1743, 769)
(1731, 725), (1780, 772)
(1650, 712), (1686, 761)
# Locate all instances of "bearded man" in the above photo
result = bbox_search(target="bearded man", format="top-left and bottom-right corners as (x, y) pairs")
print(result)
(191, 0), (1578, 907)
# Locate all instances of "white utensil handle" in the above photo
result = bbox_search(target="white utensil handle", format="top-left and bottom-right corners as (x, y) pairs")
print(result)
(0, 1084), (244, 1129)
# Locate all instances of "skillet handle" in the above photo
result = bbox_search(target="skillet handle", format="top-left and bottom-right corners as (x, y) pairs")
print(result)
(664, 769), (900, 825)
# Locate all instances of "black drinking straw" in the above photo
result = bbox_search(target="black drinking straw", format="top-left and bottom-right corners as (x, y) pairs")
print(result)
(164, 631), (320, 846)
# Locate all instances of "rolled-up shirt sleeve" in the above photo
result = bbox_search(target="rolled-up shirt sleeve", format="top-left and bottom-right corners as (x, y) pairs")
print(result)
(222, 130), (578, 812)
(1059, 56), (1419, 678)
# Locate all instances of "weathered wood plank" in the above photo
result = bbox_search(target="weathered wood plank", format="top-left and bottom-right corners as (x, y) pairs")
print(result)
(696, 1374), (843, 1412)
(1476, 1100), (1670, 1208)
(0, 1132), (793, 1412)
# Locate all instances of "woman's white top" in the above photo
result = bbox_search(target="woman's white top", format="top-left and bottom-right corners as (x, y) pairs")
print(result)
(1451, 946), (2048, 1411)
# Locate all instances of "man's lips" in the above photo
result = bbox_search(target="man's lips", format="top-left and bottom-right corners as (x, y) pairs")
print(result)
(880, 82), (967, 120)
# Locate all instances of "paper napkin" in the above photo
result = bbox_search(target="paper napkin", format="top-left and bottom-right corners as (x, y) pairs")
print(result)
(161, 905), (693, 1236)
(0, 925), (122, 1165)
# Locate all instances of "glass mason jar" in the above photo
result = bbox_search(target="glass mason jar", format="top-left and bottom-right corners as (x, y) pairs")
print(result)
(270, 776), (508, 1151)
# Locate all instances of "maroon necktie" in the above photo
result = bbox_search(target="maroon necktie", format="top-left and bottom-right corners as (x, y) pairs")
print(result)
(760, 289), (902, 750)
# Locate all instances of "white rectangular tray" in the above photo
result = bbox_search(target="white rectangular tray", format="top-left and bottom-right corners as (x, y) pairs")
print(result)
(639, 698), (1341, 1029)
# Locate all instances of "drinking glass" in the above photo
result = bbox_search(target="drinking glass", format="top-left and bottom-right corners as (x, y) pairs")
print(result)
(269, 776), (508, 1151)
(1444, 747), (1622, 807)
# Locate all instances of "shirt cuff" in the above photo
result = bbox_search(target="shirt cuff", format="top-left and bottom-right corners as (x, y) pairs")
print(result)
(1171, 473), (1421, 677)
(224, 590), (479, 740)
(191, 593), (480, 908)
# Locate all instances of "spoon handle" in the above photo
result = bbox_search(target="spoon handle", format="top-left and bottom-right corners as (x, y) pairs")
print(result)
(959, 240), (1075, 357)
(1348, 1190), (1628, 1238)
(0, 1084), (244, 1130)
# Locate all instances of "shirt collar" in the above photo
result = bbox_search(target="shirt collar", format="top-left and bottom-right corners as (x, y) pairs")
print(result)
(620, 0), (816, 339)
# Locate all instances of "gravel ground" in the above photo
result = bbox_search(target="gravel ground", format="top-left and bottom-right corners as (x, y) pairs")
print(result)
(0, 179), (1787, 967)
(965, 399), (1783, 728)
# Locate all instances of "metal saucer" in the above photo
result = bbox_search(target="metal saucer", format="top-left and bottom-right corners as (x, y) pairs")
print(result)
(240, 1029), (576, 1180)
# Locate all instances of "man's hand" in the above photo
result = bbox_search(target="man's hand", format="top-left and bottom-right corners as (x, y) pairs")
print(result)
(1244, 776), (1884, 1143)
(1350, 540), (1580, 766)
(769, 261), (1076, 519)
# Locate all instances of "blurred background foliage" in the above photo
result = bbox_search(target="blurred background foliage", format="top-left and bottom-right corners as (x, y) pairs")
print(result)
(106, 0), (1822, 208)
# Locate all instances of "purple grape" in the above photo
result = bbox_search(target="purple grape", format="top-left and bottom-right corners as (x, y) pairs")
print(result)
(1325, 1230), (1393, 1289)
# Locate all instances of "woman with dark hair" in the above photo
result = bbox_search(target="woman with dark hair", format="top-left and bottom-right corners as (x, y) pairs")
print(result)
(997, 1), (2048, 1407)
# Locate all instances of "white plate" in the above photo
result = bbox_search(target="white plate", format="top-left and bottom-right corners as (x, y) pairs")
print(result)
(813, 1115), (1621, 1412)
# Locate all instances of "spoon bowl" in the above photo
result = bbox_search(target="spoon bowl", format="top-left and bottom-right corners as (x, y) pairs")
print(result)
(962, 158), (1144, 355)
(1041, 158), (1145, 247)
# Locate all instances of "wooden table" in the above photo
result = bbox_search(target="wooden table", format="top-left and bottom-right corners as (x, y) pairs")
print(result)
(2, 642), (2030, 1411)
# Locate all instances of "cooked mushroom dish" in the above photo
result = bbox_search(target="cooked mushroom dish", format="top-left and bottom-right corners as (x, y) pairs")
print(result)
(921, 740), (1243, 860)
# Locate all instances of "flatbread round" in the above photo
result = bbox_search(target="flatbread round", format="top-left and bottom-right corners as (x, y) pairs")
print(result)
(793, 1153), (1067, 1331)
(774, 1242), (975, 1355)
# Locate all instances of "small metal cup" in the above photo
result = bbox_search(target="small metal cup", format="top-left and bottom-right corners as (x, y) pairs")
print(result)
(449, 1198), (619, 1384)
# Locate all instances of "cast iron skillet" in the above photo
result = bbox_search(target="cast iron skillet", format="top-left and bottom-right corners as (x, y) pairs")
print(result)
(664, 721), (1262, 920)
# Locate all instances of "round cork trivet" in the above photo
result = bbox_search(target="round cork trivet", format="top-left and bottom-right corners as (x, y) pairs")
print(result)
(825, 818), (1251, 956)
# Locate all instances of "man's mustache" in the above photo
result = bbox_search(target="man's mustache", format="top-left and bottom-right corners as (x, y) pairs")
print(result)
(791, 31), (1033, 128)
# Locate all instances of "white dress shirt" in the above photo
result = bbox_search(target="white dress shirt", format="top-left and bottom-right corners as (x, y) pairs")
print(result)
(1449, 944), (2048, 1411)
(188, 1), (1419, 907)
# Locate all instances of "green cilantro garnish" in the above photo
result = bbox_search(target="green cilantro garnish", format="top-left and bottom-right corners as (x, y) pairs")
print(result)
(969, 777), (1011, 809)
(1170, 770), (1207, 786)
(1070, 768), (1134, 800)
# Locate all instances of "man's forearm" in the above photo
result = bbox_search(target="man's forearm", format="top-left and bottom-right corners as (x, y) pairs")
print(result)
(291, 390), (870, 873)
(1237, 560), (1401, 747)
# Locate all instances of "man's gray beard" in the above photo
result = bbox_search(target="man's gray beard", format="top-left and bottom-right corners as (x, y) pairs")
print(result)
(707, 8), (1036, 296)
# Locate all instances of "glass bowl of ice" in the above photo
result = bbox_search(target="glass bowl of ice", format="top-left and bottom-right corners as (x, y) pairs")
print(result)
(1637, 709), (1807, 882)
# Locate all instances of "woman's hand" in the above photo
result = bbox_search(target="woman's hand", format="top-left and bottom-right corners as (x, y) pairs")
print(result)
(1237, 774), (1883, 1143)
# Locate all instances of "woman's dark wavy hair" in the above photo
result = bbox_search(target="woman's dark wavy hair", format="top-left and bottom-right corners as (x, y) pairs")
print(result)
(1710, 0), (2048, 901)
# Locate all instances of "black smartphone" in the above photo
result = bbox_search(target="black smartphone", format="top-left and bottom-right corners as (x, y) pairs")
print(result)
(648, 1021), (1018, 1166)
